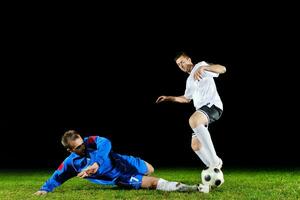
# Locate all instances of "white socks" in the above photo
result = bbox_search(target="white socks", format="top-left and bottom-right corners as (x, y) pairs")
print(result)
(156, 178), (197, 192)
(193, 124), (220, 167)
(193, 138), (210, 167)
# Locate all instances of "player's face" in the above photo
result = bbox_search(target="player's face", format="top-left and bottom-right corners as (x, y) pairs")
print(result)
(176, 56), (193, 73)
(68, 137), (86, 157)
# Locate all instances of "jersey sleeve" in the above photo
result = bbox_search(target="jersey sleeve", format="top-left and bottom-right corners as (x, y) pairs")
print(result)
(40, 158), (76, 192)
(202, 71), (219, 78)
(87, 136), (112, 166)
(198, 61), (219, 78)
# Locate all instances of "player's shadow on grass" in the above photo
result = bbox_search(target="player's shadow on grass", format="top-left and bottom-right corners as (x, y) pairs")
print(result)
(72, 184), (138, 191)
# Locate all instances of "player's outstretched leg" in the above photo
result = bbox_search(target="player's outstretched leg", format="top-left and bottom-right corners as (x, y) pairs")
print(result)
(141, 176), (202, 192)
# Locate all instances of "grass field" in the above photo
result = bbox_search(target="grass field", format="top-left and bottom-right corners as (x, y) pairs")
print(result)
(0, 167), (300, 200)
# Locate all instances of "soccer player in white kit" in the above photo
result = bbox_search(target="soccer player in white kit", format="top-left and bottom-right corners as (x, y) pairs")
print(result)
(156, 52), (226, 171)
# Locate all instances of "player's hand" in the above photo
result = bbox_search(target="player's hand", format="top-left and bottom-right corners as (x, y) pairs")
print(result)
(194, 66), (207, 80)
(34, 190), (48, 196)
(85, 162), (99, 175)
(77, 170), (89, 178)
(77, 162), (99, 178)
(156, 96), (170, 103)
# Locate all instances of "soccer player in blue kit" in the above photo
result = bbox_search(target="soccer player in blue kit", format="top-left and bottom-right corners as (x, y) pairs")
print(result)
(34, 130), (209, 195)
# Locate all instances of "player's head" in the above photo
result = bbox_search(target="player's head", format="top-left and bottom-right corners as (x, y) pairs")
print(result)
(174, 52), (194, 73)
(61, 130), (86, 156)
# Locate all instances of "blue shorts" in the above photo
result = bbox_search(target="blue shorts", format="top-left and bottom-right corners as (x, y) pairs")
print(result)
(112, 153), (148, 189)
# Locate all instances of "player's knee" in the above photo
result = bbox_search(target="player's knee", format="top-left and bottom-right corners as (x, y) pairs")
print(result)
(145, 162), (154, 175)
(189, 116), (195, 128)
(189, 115), (203, 129)
(191, 138), (201, 151)
(189, 112), (208, 128)
(148, 164), (154, 174)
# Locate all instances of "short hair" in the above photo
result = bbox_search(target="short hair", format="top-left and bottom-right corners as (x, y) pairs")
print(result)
(61, 130), (81, 148)
(174, 51), (190, 62)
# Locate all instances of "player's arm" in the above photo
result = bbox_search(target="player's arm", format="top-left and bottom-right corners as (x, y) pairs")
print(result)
(156, 95), (191, 104)
(194, 64), (226, 80)
(34, 159), (75, 195)
(77, 162), (100, 178)
(203, 64), (226, 74)
(93, 137), (112, 166)
(77, 136), (111, 178)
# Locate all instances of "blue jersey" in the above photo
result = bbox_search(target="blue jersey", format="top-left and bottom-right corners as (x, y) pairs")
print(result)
(40, 136), (148, 192)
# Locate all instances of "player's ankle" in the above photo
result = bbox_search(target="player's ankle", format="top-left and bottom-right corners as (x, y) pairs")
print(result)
(213, 159), (223, 169)
(197, 183), (210, 193)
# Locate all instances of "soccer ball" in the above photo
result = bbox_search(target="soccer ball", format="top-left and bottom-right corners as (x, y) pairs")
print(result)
(201, 167), (224, 188)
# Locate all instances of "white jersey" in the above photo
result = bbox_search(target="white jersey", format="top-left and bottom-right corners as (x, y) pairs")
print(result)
(184, 61), (223, 110)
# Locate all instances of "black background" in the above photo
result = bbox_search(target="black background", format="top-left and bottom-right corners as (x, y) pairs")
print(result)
(2, 4), (299, 169)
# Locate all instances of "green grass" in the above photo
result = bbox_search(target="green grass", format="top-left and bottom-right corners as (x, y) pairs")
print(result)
(0, 168), (300, 200)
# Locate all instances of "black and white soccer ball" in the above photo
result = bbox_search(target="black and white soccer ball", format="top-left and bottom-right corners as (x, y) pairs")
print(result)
(201, 167), (224, 188)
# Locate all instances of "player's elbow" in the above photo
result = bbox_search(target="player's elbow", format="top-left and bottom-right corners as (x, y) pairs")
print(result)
(220, 65), (226, 74)
(178, 96), (190, 103)
(183, 98), (191, 103)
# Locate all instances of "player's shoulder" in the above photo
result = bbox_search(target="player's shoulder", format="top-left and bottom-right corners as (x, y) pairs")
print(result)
(191, 61), (209, 74)
(197, 61), (209, 66)
(84, 135), (110, 145)
(84, 135), (98, 143)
